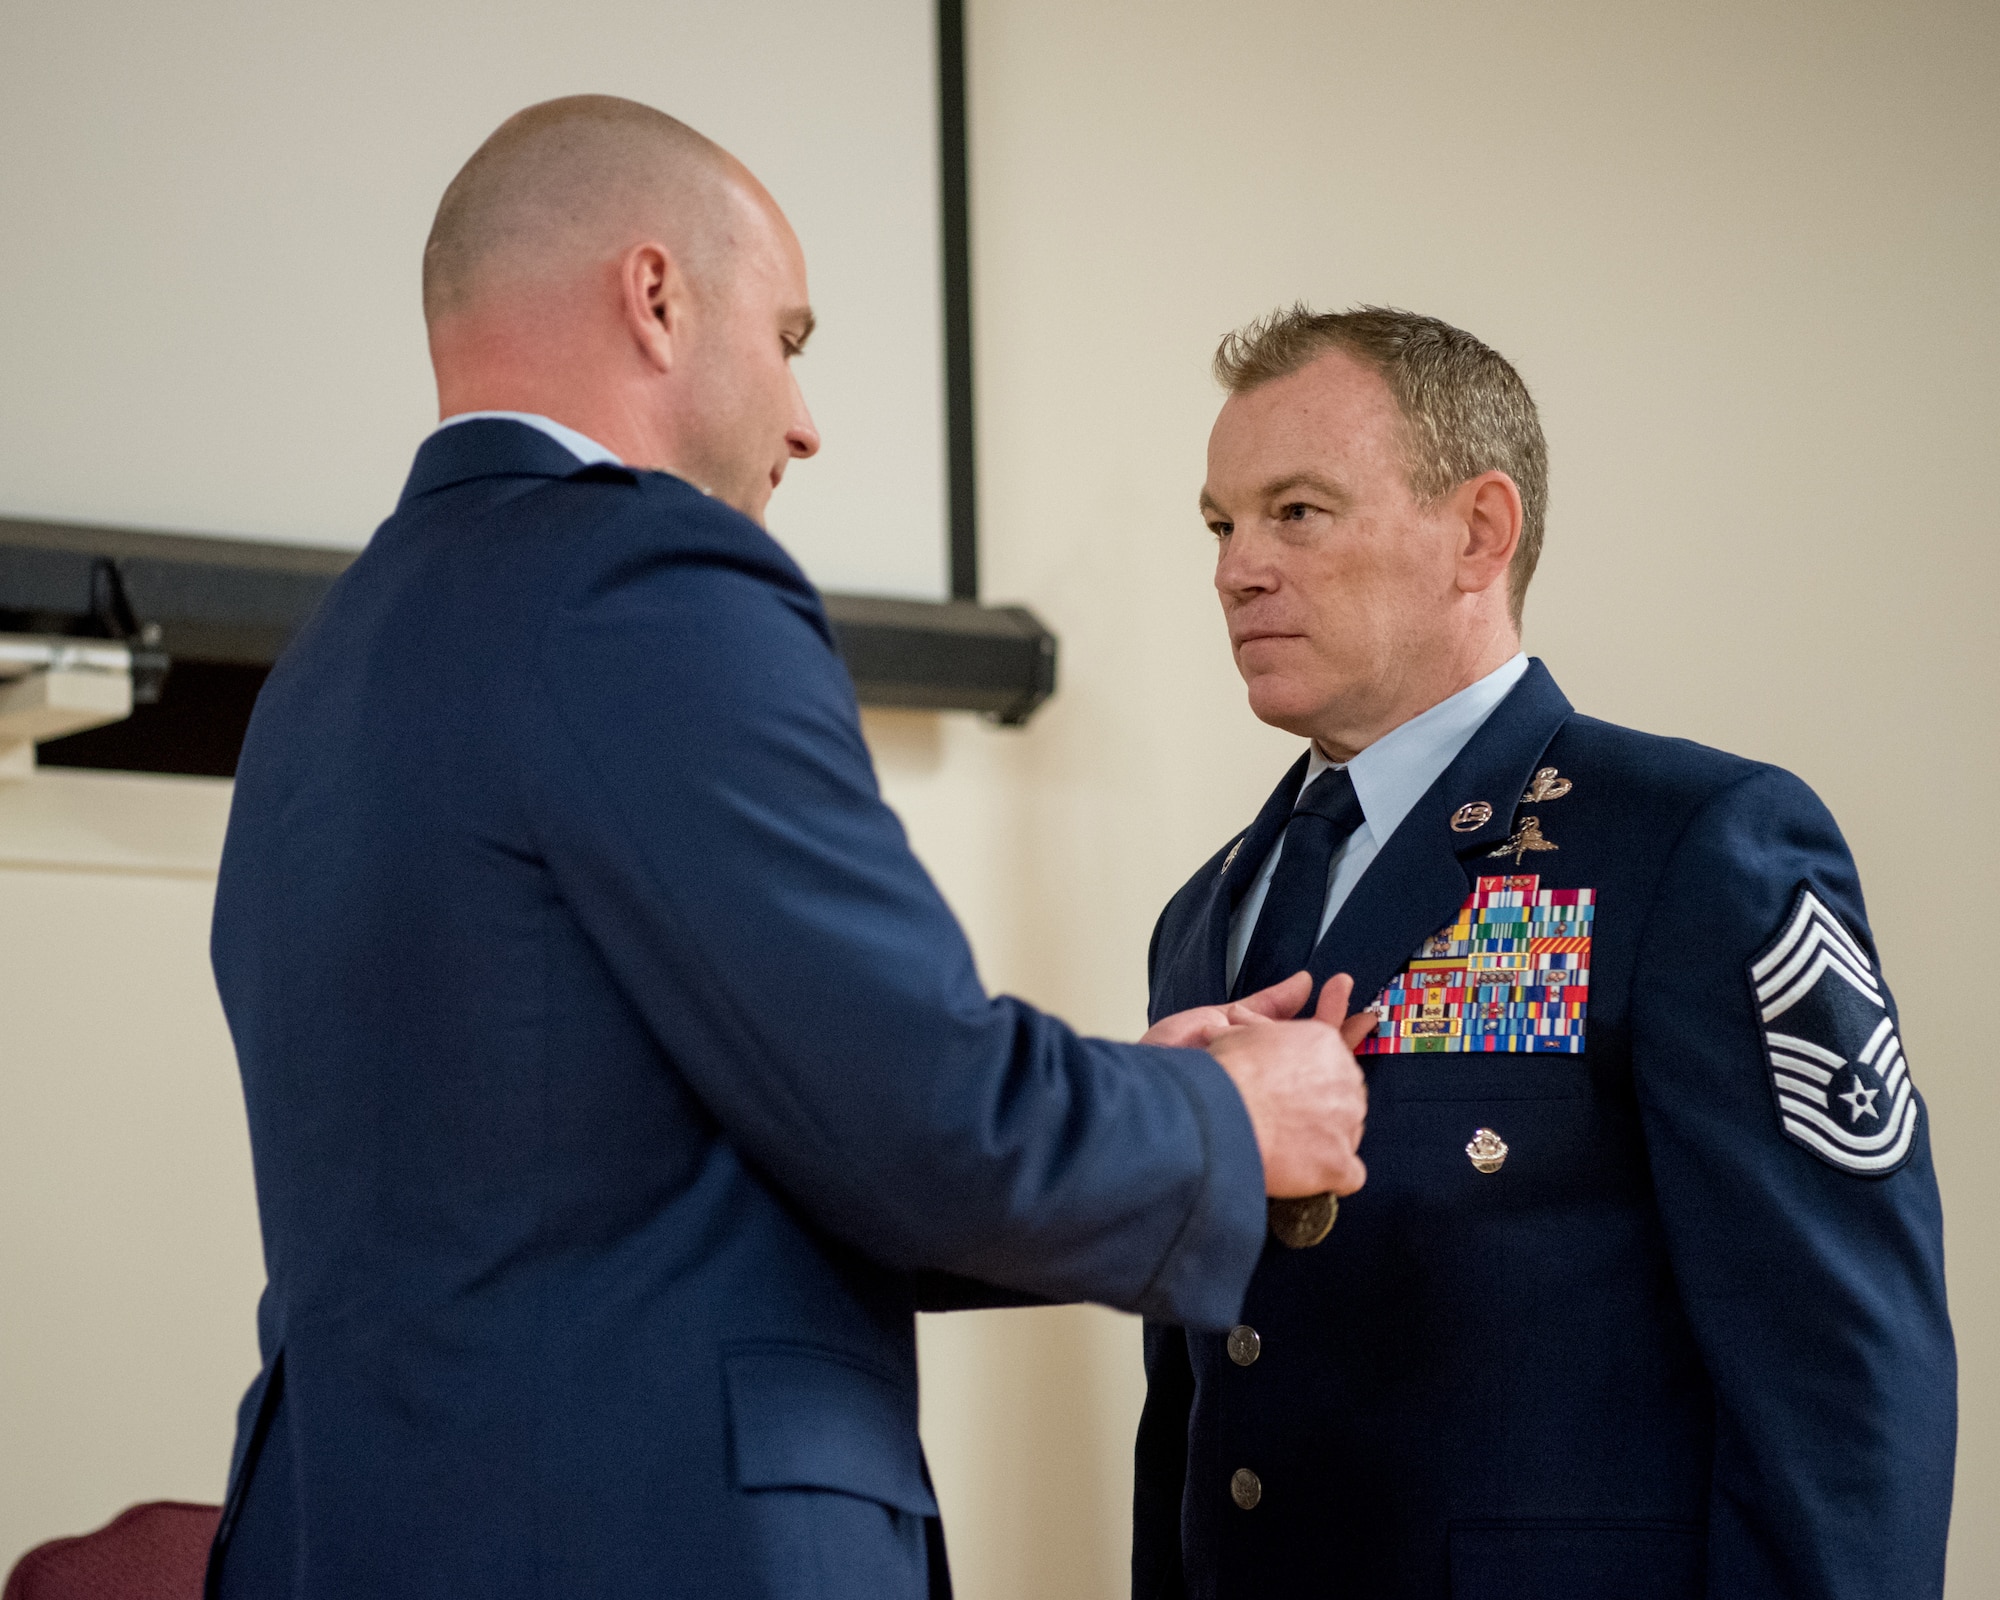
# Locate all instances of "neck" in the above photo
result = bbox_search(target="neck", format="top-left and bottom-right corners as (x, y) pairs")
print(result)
(429, 310), (685, 477)
(1311, 619), (1520, 763)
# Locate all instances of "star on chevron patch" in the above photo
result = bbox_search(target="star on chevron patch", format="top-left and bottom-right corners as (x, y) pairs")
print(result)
(1750, 882), (1918, 1176)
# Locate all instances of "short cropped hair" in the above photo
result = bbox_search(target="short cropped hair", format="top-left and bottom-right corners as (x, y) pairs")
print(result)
(1214, 305), (1549, 623)
(422, 95), (729, 323)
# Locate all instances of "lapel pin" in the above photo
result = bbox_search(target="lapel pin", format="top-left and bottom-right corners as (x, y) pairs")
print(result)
(1218, 835), (1245, 877)
(1450, 801), (1494, 833)
(1489, 815), (1559, 865)
(1522, 768), (1573, 803)
(1466, 1128), (1509, 1173)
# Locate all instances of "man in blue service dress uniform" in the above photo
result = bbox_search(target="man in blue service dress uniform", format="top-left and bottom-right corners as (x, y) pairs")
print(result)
(205, 101), (1375, 1600)
(1133, 307), (1956, 1600)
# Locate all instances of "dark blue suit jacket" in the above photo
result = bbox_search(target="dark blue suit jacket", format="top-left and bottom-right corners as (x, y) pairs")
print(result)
(1135, 661), (1955, 1600)
(206, 420), (1268, 1600)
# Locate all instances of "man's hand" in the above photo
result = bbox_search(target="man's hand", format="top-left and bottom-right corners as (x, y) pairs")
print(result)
(1139, 970), (1318, 1050)
(1201, 972), (1373, 1199)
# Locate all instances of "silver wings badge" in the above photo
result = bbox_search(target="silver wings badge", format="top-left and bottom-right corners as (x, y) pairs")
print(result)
(1749, 883), (1917, 1176)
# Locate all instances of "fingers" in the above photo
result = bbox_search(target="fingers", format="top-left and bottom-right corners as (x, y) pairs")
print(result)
(1312, 971), (1378, 1052)
(1229, 970), (1312, 1022)
(1139, 1004), (1233, 1049)
(1328, 1152), (1368, 1197)
(1313, 972), (1355, 1025)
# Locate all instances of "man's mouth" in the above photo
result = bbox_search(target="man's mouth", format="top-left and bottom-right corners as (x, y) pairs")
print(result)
(1232, 629), (1305, 648)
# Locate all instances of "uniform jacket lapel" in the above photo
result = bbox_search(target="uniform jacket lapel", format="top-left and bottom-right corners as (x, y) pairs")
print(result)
(1152, 752), (1311, 1017)
(1307, 660), (1574, 1022)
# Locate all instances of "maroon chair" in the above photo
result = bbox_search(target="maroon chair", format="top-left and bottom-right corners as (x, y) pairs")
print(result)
(4, 1503), (221, 1600)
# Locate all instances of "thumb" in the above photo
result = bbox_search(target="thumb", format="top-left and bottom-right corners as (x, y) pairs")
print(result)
(1228, 970), (1313, 1023)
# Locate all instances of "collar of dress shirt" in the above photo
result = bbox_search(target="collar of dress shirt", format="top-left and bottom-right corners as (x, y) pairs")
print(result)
(1299, 652), (1531, 835)
(432, 411), (623, 468)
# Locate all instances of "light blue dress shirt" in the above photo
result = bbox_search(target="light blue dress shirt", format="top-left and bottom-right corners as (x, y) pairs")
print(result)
(1225, 653), (1531, 992)
(433, 410), (622, 467)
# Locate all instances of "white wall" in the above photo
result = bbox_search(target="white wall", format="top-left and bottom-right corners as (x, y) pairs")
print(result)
(3, 0), (1996, 1594)
(0, 775), (258, 1559)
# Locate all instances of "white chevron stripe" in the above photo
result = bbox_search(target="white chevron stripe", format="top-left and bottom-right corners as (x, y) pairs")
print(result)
(1765, 1032), (1845, 1069)
(1885, 1049), (1908, 1093)
(1784, 1081), (1912, 1151)
(1769, 1051), (1836, 1085)
(1759, 918), (1878, 999)
(1783, 1099), (1918, 1173)
(1858, 1016), (1897, 1067)
(1751, 893), (1830, 980)
(1756, 920), (1880, 1005)
(1751, 891), (1872, 982)
(1759, 948), (1886, 1022)
(1773, 1074), (1829, 1106)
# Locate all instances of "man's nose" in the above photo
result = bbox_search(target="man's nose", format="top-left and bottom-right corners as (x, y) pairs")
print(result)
(1215, 527), (1277, 600)
(788, 376), (821, 459)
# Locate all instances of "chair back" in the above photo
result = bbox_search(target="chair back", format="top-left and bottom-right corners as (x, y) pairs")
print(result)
(3, 1502), (221, 1600)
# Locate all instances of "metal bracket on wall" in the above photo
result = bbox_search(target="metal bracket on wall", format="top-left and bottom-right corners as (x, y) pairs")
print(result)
(0, 515), (1059, 779)
(0, 635), (139, 782)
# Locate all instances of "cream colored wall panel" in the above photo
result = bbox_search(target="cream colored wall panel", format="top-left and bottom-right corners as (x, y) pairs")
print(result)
(0, 852), (261, 1571)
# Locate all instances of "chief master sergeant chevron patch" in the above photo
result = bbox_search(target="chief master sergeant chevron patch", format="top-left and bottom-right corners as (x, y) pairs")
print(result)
(1749, 881), (1918, 1175)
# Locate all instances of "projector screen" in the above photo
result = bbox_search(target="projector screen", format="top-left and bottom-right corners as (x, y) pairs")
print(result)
(0, 0), (951, 599)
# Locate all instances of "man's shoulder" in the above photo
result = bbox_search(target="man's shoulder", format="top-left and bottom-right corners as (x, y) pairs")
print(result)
(371, 462), (823, 634)
(540, 467), (816, 597)
(1548, 711), (1854, 917)
(1550, 710), (1828, 830)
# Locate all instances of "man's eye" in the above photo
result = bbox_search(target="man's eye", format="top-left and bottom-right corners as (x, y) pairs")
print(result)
(1280, 502), (1312, 522)
(1208, 521), (1232, 538)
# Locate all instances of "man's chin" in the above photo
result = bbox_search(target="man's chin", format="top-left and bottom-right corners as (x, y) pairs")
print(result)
(1242, 677), (1326, 739)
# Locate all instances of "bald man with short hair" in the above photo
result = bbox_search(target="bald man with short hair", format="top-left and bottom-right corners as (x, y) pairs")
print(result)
(206, 97), (1370, 1600)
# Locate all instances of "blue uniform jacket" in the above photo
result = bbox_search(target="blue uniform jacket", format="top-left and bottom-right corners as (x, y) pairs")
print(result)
(206, 420), (1268, 1600)
(1135, 660), (1955, 1600)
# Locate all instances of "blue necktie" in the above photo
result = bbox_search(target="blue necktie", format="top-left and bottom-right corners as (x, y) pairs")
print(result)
(1233, 766), (1365, 1000)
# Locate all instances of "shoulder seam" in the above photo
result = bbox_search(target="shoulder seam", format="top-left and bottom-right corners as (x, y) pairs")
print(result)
(1628, 764), (1789, 990)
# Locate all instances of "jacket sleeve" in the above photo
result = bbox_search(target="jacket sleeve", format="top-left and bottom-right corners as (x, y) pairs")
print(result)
(1628, 766), (1955, 1598)
(524, 538), (1267, 1330)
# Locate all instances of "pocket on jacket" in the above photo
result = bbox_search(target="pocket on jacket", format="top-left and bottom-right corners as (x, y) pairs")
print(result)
(723, 1341), (938, 1517)
(1449, 1519), (1703, 1600)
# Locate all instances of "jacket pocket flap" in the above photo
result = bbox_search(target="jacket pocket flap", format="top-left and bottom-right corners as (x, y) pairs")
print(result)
(724, 1342), (937, 1517)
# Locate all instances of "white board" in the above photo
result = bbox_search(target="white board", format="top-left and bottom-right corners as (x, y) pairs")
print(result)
(0, 0), (950, 599)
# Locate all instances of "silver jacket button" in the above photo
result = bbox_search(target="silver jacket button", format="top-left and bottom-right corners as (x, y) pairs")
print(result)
(1230, 1468), (1262, 1510)
(1227, 1325), (1261, 1367)
(1466, 1127), (1509, 1173)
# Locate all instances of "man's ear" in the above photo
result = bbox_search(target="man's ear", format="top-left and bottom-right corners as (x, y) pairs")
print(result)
(1452, 470), (1524, 596)
(619, 241), (689, 374)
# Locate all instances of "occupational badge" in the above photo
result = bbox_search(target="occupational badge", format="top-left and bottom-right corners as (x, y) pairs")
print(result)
(1489, 814), (1559, 865)
(1521, 767), (1573, 803)
(1749, 882), (1917, 1176)
(1450, 801), (1493, 832)
(1360, 874), (1593, 1054)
